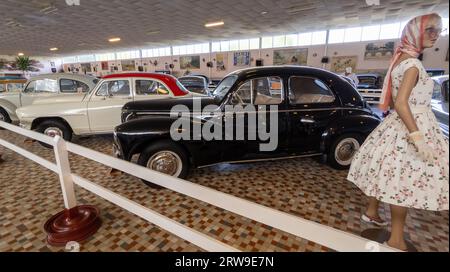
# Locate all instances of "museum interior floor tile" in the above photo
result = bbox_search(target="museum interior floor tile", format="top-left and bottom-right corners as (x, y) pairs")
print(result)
(0, 130), (448, 252)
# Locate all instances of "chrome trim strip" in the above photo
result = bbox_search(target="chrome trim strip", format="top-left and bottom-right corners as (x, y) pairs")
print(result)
(197, 153), (323, 168)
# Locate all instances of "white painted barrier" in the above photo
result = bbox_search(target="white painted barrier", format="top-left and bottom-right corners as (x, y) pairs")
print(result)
(0, 120), (398, 252)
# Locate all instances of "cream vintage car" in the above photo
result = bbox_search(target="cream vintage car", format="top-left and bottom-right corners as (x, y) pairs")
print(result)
(0, 73), (97, 124)
(16, 72), (192, 145)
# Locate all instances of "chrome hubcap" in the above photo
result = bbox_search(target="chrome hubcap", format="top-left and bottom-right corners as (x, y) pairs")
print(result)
(147, 151), (182, 176)
(44, 127), (63, 138)
(335, 138), (360, 166)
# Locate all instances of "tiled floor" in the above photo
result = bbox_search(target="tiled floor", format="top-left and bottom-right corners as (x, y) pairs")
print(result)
(0, 130), (448, 252)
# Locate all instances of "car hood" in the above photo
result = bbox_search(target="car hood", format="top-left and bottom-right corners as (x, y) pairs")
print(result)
(122, 96), (218, 113)
(31, 94), (86, 105)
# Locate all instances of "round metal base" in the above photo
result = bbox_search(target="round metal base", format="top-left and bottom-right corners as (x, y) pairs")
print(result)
(44, 205), (101, 247)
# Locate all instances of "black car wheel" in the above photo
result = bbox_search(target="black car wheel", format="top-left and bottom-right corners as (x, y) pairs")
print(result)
(137, 140), (189, 188)
(328, 133), (363, 170)
(0, 108), (11, 125)
(36, 120), (72, 148)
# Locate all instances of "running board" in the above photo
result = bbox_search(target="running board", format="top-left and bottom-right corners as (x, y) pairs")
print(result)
(198, 153), (323, 168)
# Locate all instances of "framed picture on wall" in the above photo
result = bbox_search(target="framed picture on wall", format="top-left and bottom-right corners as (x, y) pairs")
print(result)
(121, 60), (136, 71)
(233, 51), (250, 66)
(273, 48), (308, 66)
(101, 61), (109, 71)
(331, 56), (358, 73)
(80, 63), (91, 73)
(364, 41), (395, 60)
(216, 53), (227, 71)
(180, 56), (200, 69)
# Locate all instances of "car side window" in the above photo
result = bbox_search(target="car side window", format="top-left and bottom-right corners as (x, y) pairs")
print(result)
(23, 81), (36, 93)
(135, 80), (169, 96)
(0, 84), (5, 92)
(96, 80), (130, 97)
(32, 79), (58, 93)
(60, 79), (78, 93)
(289, 76), (335, 104)
(6, 83), (23, 92)
(232, 77), (283, 105)
(432, 80), (443, 100)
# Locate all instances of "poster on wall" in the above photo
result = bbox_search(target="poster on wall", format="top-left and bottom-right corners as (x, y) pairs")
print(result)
(364, 41), (395, 60)
(121, 60), (136, 71)
(233, 51), (250, 66)
(180, 56), (200, 69)
(331, 56), (358, 73)
(80, 63), (92, 73)
(273, 48), (308, 66)
(101, 61), (109, 71)
(216, 53), (227, 71)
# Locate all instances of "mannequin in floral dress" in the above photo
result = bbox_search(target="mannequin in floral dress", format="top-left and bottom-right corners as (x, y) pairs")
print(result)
(347, 13), (449, 251)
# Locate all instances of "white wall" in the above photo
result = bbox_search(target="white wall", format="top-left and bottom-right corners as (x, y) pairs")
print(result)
(59, 35), (450, 79)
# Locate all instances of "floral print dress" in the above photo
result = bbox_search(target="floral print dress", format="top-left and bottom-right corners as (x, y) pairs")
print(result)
(347, 58), (449, 211)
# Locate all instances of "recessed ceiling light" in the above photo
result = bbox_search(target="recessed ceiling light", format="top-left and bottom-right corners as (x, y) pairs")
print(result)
(50, 47), (58, 51)
(18, 52), (24, 56)
(261, 11), (268, 15)
(205, 21), (224, 28)
(108, 37), (121, 42)
(147, 30), (160, 35)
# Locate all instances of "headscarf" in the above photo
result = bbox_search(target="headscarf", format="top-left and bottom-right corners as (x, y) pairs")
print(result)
(379, 14), (437, 111)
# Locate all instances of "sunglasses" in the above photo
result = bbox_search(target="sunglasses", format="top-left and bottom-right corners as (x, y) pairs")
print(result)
(425, 27), (447, 36)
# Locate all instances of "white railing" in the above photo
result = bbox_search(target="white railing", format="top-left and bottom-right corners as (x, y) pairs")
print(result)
(0, 120), (398, 252)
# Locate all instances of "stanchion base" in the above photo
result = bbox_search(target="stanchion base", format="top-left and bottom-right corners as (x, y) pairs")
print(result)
(361, 228), (418, 252)
(44, 205), (101, 247)
(108, 168), (123, 177)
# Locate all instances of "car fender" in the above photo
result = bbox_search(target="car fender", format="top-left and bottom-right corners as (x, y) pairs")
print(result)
(0, 98), (19, 122)
(115, 116), (180, 160)
(320, 114), (381, 153)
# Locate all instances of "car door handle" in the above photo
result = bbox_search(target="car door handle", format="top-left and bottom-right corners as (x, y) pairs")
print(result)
(300, 117), (315, 124)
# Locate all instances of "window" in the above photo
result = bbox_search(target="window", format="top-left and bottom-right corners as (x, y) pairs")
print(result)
(220, 41), (230, 52)
(344, 27), (362, 43)
(261, 37), (273, 48)
(96, 80), (130, 96)
(289, 76), (335, 104)
(77, 55), (95, 62)
(361, 25), (380, 41)
(116, 50), (140, 60)
(232, 77), (283, 105)
(211, 42), (221, 52)
(239, 39), (250, 50)
(273, 35), (286, 48)
(95, 53), (116, 61)
(328, 29), (345, 44)
(249, 38), (260, 49)
(62, 56), (78, 64)
(7, 83), (24, 92)
(285, 34), (298, 47)
(311, 31), (327, 45)
(212, 75), (238, 101)
(379, 23), (401, 40)
(298, 32), (312, 46)
(24, 79), (58, 94)
(135, 80), (169, 96)
(229, 40), (239, 51)
(442, 18), (449, 36)
(60, 79), (90, 93)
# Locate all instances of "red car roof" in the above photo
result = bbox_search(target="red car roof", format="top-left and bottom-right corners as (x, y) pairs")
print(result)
(101, 73), (188, 96)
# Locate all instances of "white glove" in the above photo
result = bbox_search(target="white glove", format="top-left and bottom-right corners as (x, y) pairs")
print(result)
(409, 131), (438, 162)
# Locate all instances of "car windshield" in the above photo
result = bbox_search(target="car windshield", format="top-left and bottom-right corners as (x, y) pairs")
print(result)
(358, 76), (377, 86)
(212, 75), (237, 101)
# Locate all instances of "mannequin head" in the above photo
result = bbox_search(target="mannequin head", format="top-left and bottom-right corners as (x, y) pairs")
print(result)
(423, 13), (443, 48)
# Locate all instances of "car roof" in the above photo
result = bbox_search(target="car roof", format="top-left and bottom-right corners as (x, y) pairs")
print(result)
(357, 73), (381, 77)
(432, 75), (449, 84)
(102, 72), (176, 81)
(227, 65), (339, 78)
(28, 73), (98, 83)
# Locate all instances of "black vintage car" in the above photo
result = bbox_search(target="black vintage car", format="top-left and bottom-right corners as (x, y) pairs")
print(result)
(114, 66), (381, 182)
